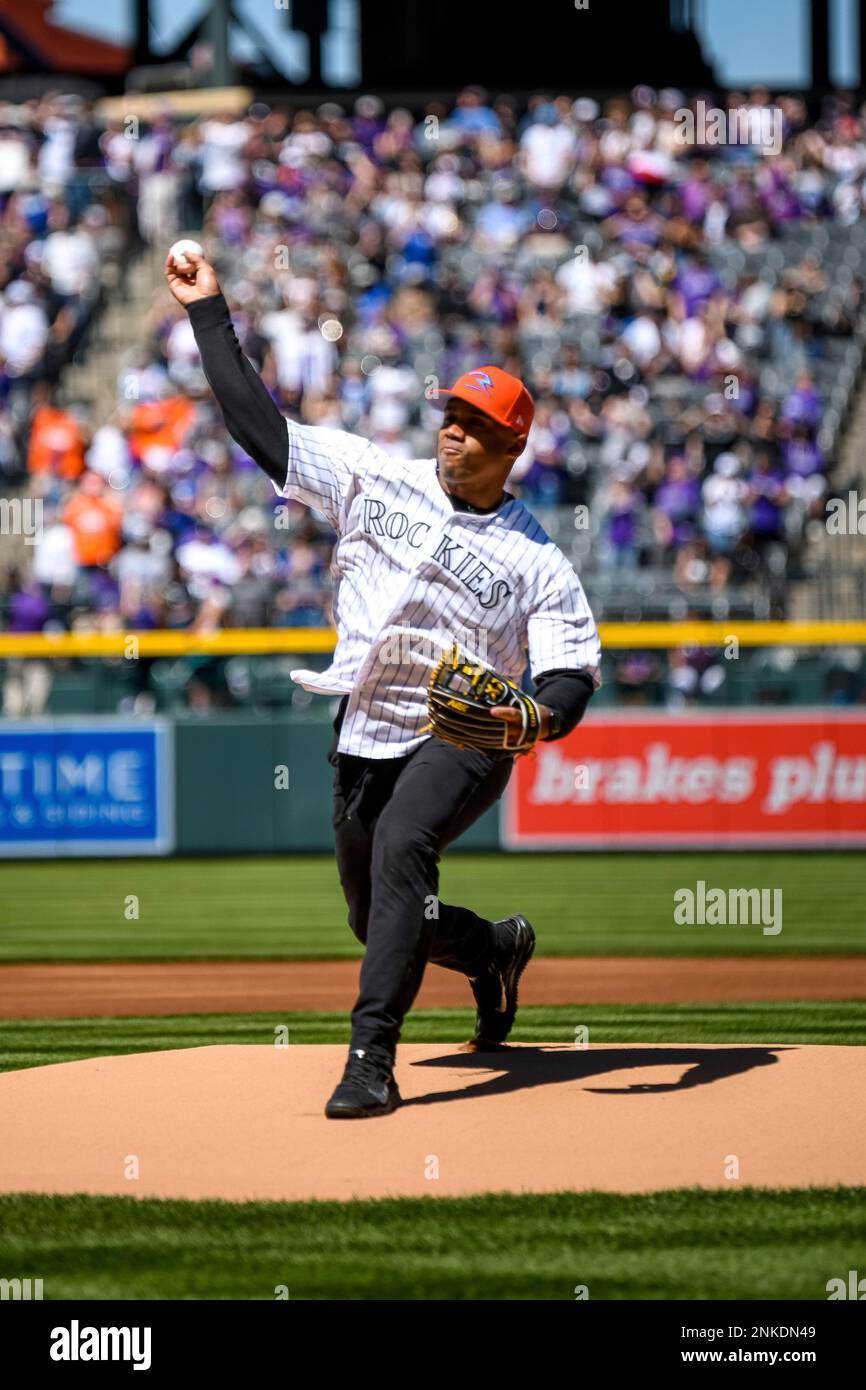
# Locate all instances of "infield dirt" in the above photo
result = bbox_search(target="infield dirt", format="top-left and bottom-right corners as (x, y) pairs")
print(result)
(0, 1042), (863, 1201)
(1, 956), (865, 1018)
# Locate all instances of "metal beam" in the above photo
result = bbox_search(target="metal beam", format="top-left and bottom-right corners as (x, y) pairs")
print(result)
(134, 0), (151, 67)
(205, 0), (233, 87)
(811, 0), (831, 89)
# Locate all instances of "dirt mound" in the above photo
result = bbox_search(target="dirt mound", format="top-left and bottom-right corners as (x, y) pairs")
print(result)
(0, 1043), (863, 1202)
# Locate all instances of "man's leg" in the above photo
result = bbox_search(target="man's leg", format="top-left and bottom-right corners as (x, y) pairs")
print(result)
(326, 747), (414, 1118)
(349, 740), (513, 1058)
(331, 752), (405, 948)
(425, 760), (515, 975)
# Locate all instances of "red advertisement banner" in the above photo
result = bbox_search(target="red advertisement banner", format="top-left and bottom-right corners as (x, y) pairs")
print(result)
(504, 710), (866, 849)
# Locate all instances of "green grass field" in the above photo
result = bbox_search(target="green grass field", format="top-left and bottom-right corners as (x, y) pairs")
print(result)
(1, 853), (864, 960)
(1, 1188), (863, 1300)
(2, 1002), (866, 1073)
(2, 850), (863, 1302)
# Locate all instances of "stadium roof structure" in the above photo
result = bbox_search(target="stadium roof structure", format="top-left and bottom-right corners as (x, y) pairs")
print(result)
(0, 0), (130, 77)
(358, 0), (717, 93)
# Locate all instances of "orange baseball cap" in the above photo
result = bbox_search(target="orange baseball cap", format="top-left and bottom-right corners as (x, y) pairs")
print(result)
(432, 365), (534, 436)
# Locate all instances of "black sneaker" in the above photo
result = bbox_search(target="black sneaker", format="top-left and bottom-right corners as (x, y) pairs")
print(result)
(470, 915), (536, 1047)
(324, 1047), (401, 1119)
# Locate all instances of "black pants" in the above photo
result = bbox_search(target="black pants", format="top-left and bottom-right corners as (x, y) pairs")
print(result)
(329, 700), (514, 1060)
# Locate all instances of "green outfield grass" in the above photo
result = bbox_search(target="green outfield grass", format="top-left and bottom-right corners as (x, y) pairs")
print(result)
(1, 1002), (865, 1073)
(0, 1188), (863, 1299)
(1, 853), (864, 961)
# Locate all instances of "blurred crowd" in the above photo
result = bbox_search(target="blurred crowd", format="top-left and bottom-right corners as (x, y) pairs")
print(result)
(3, 83), (866, 708)
(0, 94), (132, 476)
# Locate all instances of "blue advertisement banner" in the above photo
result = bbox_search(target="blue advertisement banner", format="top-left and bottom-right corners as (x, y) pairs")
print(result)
(0, 719), (174, 856)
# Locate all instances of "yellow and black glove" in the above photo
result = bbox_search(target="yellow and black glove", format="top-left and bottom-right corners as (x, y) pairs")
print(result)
(425, 644), (542, 757)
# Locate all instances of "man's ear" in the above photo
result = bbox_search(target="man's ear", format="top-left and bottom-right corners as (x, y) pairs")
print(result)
(506, 432), (527, 463)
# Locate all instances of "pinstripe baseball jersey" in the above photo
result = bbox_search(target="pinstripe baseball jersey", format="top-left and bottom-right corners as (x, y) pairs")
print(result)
(275, 418), (601, 758)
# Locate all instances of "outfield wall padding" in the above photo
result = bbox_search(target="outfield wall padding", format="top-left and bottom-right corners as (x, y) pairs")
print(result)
(173, 715), (499, 854)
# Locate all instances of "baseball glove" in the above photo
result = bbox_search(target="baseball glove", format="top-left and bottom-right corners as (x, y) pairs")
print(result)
(425, 643), (542, 756)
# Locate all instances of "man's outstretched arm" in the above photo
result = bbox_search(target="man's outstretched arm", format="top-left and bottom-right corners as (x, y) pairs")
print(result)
(165, 250), (375, 527)
(165, 251), (288, 486)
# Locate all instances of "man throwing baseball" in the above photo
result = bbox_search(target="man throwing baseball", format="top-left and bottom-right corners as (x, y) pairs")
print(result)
(166, 249), (601, 1119)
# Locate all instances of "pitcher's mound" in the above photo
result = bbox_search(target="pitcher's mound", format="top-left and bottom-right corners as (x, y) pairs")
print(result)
(0, 1043), (863, 1202)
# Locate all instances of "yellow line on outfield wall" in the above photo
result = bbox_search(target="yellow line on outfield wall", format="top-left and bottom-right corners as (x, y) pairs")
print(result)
(600, 621), (866, 648)
(0, 629), (337, 658)
(1, 622), (866, 658)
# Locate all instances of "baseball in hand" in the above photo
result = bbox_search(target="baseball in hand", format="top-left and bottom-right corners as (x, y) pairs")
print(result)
(168, 239), (204, 270)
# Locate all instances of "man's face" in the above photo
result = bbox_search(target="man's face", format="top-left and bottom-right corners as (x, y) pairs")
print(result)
(437, 396), (524, 494)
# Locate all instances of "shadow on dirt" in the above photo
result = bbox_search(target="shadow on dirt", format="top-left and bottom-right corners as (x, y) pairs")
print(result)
(403, 1045), (792, 1107)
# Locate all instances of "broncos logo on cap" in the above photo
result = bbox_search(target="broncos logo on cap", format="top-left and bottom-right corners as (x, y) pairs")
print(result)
(466, 370), (494, 395)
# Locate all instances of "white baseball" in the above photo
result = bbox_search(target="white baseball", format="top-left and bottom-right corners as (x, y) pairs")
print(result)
(168, 238), (204, 266)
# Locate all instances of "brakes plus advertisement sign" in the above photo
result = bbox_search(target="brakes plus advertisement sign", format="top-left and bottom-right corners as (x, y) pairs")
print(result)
(504, 710), (866, 848)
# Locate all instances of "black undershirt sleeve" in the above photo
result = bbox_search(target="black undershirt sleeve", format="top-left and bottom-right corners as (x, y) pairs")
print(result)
(533, 668), (596, 740)
(186, 292), (289, 488)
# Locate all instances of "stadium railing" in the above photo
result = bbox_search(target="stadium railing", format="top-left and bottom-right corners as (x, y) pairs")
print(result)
(1, 622), (865, 717)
